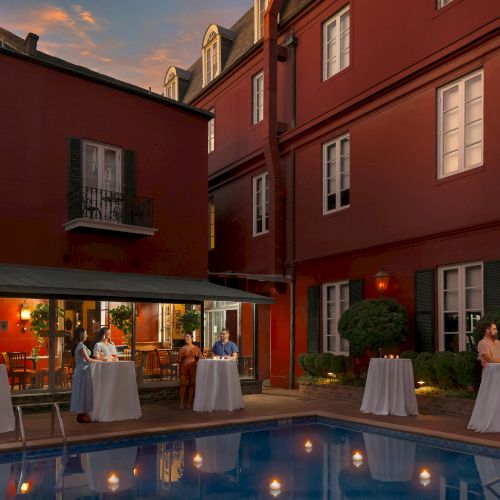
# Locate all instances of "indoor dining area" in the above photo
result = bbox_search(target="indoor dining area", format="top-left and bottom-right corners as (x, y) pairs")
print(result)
(0, 296), (257, 396)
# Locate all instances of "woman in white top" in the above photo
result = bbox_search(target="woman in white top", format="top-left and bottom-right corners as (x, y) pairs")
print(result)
(93, 326), (118, 360)
(70, 328), (102, 423)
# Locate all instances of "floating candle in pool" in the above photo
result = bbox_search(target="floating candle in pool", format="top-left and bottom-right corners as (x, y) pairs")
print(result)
(419, 469), (431, 486)
(304, 440), (313, 453)
(133, 467), (139, 476)
(107, 473), (119, 492)
(269, 479), (282, 497)
(193, 453), (203, 469)
(352, 451), (363, 467)
(20, 482), (30, 494)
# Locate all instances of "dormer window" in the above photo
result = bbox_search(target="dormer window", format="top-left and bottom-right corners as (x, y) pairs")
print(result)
(163, 67), (177, 100)
(254, 0), (269, 42)
(202, 26), (221, 87)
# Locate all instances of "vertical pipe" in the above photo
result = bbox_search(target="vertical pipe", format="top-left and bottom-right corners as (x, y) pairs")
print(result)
(48, 298), (57, 393)
(289, 147), (296, 389)
(200, 301), (205, 351)
(253, 303), (259, 381)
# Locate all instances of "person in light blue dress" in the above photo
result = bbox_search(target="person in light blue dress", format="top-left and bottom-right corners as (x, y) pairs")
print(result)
(70, 328), (101, 423)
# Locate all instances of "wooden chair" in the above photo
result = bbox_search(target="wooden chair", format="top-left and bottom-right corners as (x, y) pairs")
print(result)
(155, 349), (170, 381)
(6, 352), (36, 390)
(134, 351), (145, 385)
(56, 350), (74, 388)
(166, 350), (179, 381)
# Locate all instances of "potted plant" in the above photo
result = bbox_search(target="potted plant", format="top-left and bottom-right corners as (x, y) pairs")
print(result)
(30, 303), (65, 359)
(108, 304), (135, 346)
(178, 309), (201, 334)
(338, 298), (408, 373)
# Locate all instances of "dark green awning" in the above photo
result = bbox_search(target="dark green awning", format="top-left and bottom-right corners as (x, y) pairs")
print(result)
(0, 264), (274, 304)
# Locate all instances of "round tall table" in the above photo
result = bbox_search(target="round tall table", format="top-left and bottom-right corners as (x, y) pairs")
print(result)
(193, 359), (244, 412)
(90, 361), (142, 422)
(0, 365), (15, 433)
(468, 363), (500, 433)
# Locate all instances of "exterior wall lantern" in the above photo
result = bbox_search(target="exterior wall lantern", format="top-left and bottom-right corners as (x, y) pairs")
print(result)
(375, 269), (390, 294)
(19, 301), (31, 332)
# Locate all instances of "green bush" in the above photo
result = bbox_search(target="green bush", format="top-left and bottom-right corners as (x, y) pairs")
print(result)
(315, 352), (334, 375)
(303, 353), (319, 376)
(455, 351), (481, 391)
(472, 310), (500, 346)
(338, 298), (408, 355)
(434, 351), (457, 389)
(298, 352), (348, 377)
(329, 354), (347, 374)
(414, 352), (437, 385)
(400, 350), (418, 360)
(298, 353), (308, 372)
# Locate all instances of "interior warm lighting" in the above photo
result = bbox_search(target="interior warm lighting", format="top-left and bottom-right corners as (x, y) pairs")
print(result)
(19, 301), (31, 332)
(20, 482), (30, 494)
(352, 451), (363, 467)
(107, 473), (119, 492)
(375, 269), (390, 293)
(419, 468), (431, 486)
(269, 479), (282, 497)
(304, 440), (313, 453)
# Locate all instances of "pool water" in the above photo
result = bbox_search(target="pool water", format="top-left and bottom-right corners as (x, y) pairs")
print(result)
(1, 417), (499, 499)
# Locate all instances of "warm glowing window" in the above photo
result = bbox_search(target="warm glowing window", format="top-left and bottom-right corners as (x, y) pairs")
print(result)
(203, 30), (220, 86)
(323, 5), (350, 80)
(208, 109), (215, 153)
(323, 134), (350, 214)
(437, 0), (454, 8)
(323, 281), (349, 355)
(253, 172), (269, 236)
(208, 199), (215, 249)
(437, 70), (483, 179)
(254, 0), (268, 42)
(253, 71), (264, 124)
(163, 68), (178, 100)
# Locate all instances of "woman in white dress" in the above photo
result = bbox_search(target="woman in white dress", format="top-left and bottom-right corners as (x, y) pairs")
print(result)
(93, 326), (118, 361)
(70, 328), (101, 423)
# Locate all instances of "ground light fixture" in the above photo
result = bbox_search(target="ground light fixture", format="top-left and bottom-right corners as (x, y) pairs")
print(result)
(375, 269), (391, 294)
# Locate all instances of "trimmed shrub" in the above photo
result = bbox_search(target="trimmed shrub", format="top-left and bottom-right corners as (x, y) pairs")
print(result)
(329, 354), (347, 374)
(434, 351), (457, 389)
(400, 350), (418, 360)
(414, 352), (437, 385)
(315, 352), (334, 376)
(298, 353), (307, 372)
(338, 298), (408, 354)
(455, 351), (481, 391)
(472, 310), (500, 346)
(302, 353), (319, 376)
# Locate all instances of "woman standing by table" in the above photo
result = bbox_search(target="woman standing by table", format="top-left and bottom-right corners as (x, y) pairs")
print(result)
(93, 326), (118, 361)
(70, 328), (102, 423)
(178, 333), (204, 409)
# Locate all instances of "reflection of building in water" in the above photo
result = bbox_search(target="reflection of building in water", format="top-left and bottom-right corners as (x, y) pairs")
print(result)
(195, 432), (241, 475)
(474, 455), (500, 500)
(158, 441), (184, 490)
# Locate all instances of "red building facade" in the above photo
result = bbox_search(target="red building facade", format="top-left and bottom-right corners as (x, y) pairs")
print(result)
(166, 0), (500, 387)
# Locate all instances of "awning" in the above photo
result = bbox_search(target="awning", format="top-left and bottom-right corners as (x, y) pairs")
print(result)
(0, 264), (274, 304)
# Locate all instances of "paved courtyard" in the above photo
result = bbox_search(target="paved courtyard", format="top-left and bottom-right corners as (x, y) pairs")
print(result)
(0, 387), (498, 453)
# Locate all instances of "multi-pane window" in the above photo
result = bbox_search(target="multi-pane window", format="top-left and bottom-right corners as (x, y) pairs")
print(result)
(164, 80), (177, 100)
(83, 141), (121, 193)
(323, 5), (350, 80)
(208, 199), (215, 250)
(253, 172), (269, 236)
(437, 70), (483, 178)
(438, 262), (483, 352)
(323, 134), (350, 214)
(208, 109), (215, 153)
(437, 0), (454, 8)
(253, 71), (264, 124)
(254, 0), (268, 41)
(205, 37), (218, 85)
(323, 282), (349, 355)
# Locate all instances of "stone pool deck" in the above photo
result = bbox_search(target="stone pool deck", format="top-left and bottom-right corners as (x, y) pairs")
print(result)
(0, 387), (497, 453)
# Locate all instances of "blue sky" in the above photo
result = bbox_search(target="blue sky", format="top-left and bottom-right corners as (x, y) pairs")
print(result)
(0, 0), (250, 92)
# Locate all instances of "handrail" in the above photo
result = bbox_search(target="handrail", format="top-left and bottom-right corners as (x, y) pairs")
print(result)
(51, 402), (67, 446)
(15, 405), (26, 451)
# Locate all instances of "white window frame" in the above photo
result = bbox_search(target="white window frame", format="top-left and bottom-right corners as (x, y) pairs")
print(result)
(253, 71), (264, 124)
(208, 108), (215, 153)
(254, 0), (268, 42)
(437, 69), (483, 179)
(437, 0), (454, 8)
(322, 5), (350, 81)
(252, 172), (269, 236)
(208, 198), (215, 250)
(438, 261), (483, 352)
(164, 79), (177, 100)
(202, 30), (220, 87)
(82, 140), (122, 192)
(322, 281), (349, 355)
(322, 133), (350, 215)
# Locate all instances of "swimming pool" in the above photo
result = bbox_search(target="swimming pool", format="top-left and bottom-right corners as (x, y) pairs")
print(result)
(1, 416), (499, 498)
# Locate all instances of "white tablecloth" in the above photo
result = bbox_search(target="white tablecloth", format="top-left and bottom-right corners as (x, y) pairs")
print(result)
(193, 359), (244, 412)
(360, 358), (418, 416)
(90, 362), (142, 422)
(195, 433), (241, 473)
(0, 365), (15, 433)
(364, 433), (416, 482)
(87, 446), (138, 493)
(468, 363), (500, 432)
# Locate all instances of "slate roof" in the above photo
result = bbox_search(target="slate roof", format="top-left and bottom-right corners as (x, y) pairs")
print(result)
(181, 0), (317, 105)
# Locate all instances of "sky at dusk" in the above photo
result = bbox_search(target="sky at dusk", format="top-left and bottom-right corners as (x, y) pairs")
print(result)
(0, 0), (250, 93)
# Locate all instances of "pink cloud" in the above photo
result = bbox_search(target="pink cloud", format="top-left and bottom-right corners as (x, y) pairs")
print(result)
(72, 5), (100, 28)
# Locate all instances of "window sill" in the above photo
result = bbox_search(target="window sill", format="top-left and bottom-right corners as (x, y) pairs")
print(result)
(322, 205), (350, 218)
(64, 218), (158, 236)
(252, 230), (269, 239)
(320, 65), (352, 87)
(435, 164), (485, 186)
(432, 0), (465, 18)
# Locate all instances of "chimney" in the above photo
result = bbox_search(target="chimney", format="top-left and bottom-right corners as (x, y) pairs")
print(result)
(23, 32), (39, 55)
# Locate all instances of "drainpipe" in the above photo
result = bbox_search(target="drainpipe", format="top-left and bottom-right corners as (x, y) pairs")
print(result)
(289, 147), (296, 389)
(284, 28), (298, 128)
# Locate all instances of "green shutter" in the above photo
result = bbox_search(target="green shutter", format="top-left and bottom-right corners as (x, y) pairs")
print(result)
(415, 269), (435, 353)
(307, 285), (320, 353)
(485, 261), (500, 312)
(349, 280), (364, 305)
(68, 138), (82, 193)
(122, 150), (136, 224)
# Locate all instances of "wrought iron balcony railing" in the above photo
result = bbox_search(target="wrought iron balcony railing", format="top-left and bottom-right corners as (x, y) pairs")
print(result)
(67, 186), (154, 228)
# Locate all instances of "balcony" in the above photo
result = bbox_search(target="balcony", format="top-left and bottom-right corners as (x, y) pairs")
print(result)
(64, 186), (157, 236)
